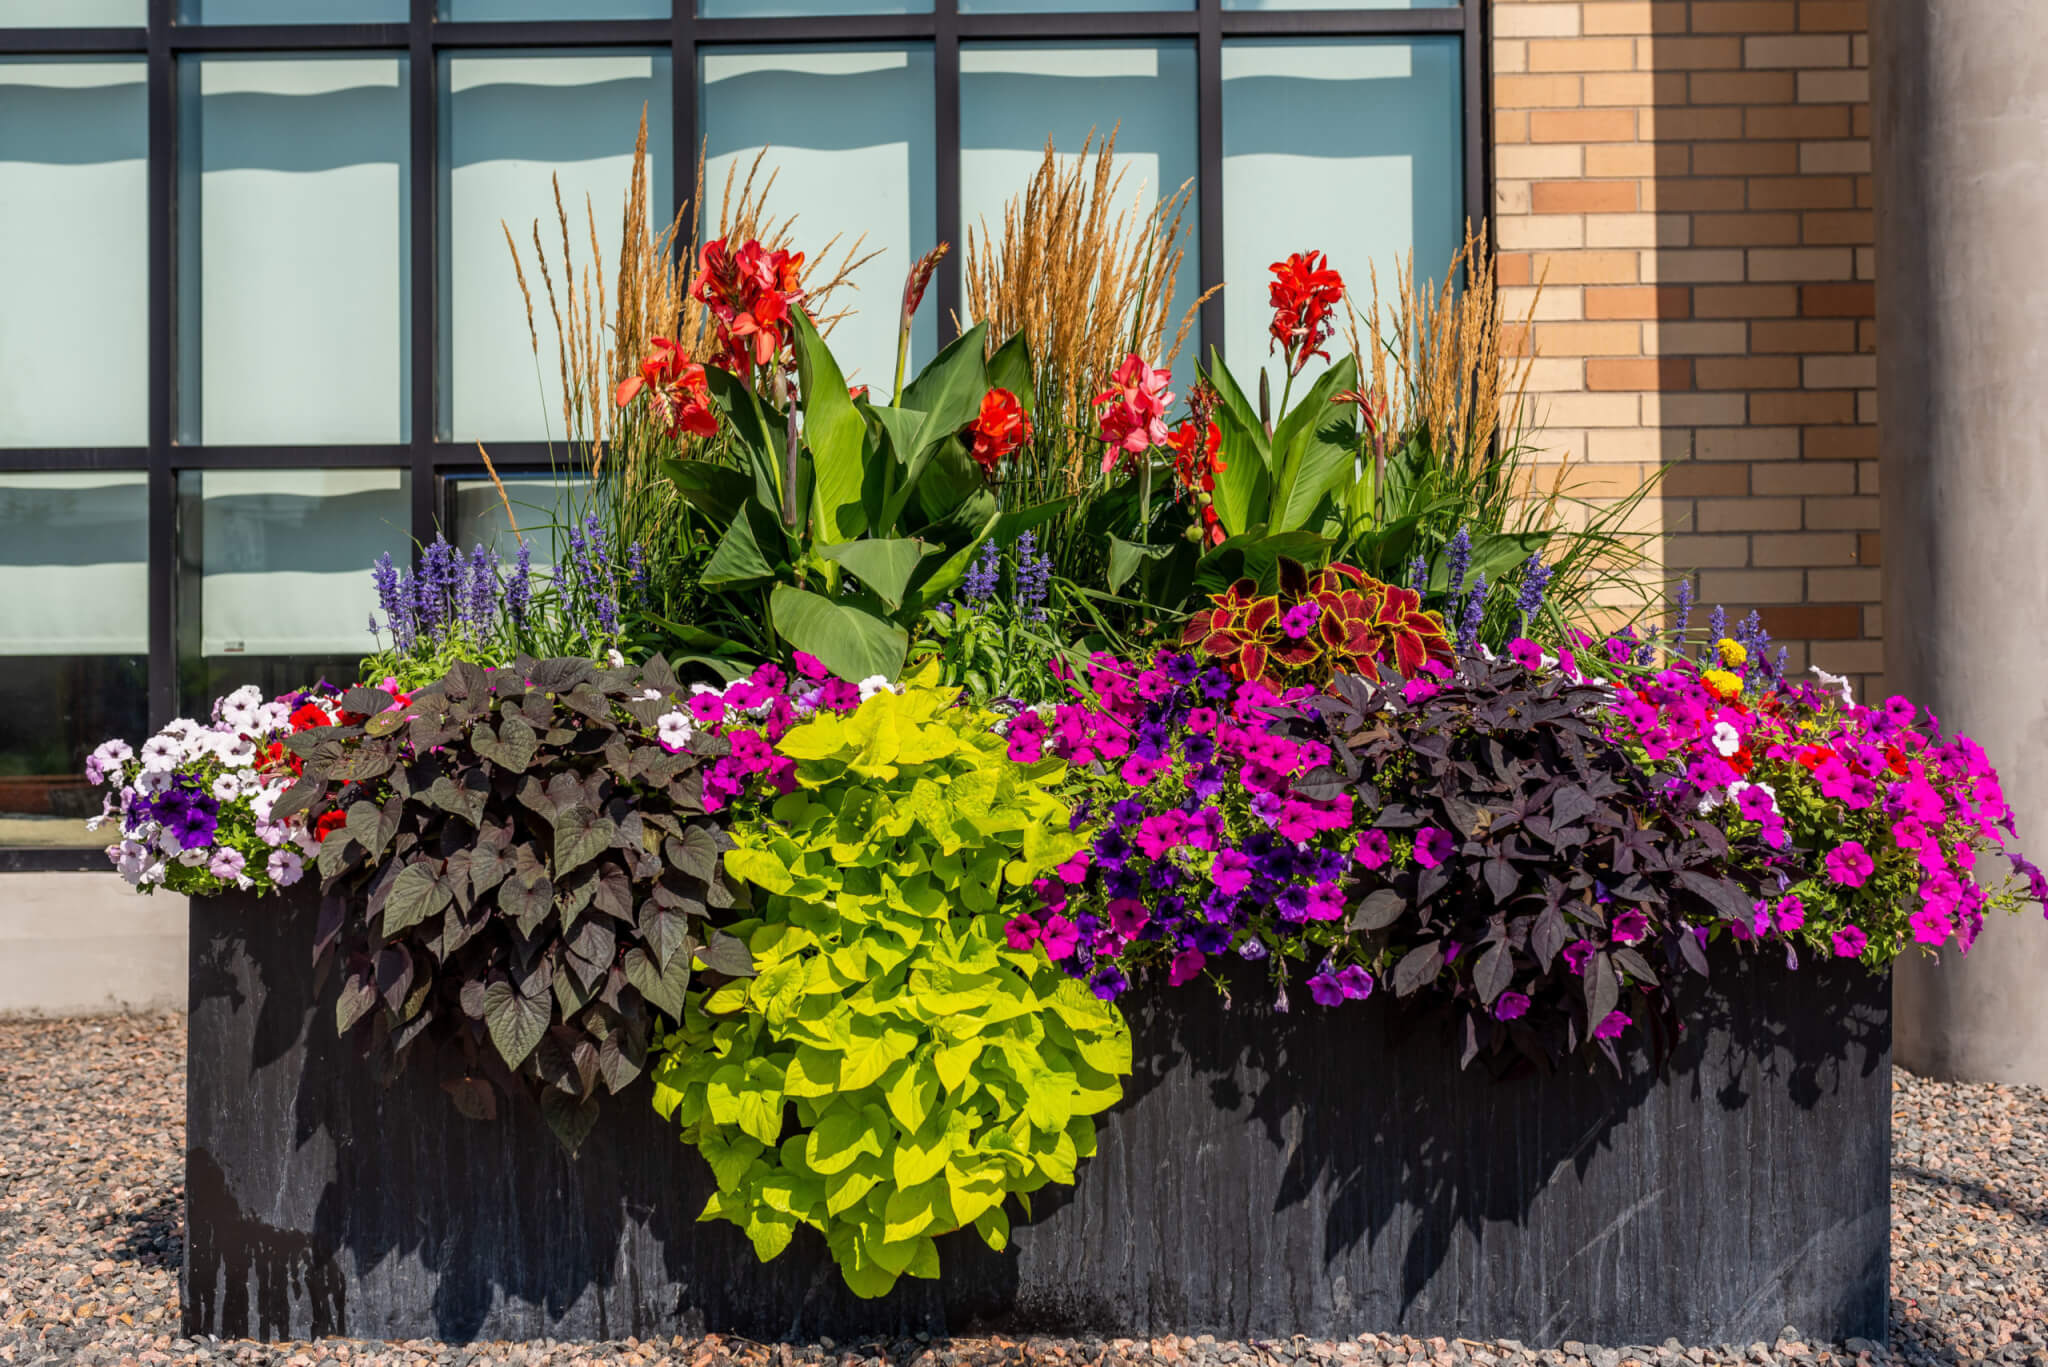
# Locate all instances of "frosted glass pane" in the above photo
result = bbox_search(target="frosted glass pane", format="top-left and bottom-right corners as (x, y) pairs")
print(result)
(0, 61), (147, 447)
(442, 51), (672, 442)
(181, 57), (409, 445)
(1222, 37), (1463, 394)
(0, 0), (143, 23)
(963, 0), (1185, 11)
(447, 474), (589, 567)
(181, 469), (411, 659)
(701, 45), (934, 398)
(181, 0), (407, 19)
(700, 0), (927, 15)
(440, 0), (667, 17)
(1224, 0), (1453, 9)
(961, 41), (1199, 391)
(0, 474), (147, 657)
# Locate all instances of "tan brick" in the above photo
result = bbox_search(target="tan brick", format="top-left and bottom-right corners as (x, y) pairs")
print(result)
(1800, 140), (1871, 175)
(1529, 37), (1638, 72)
(1532, 321), (1646, 355)
(1696, 427), (1802, 462)
(1804, 426), (1878, 461)
(1693, 284), (1801, 319)
(1523, 357), (1591, 392)
(1762, 604), (1864, 639)
(1496, 144), (1586, 180)
(1698, 568), (1808, 602)
(1587, 285), (1692, 320)
(1691, 141), (1801, 177)
(1749, 175), (1858, 210)
(1586, 143), (1687, 177)
(1650, 320), (1753, 354)
(1495, 39), (1528, 75)
(1690, 71), (1797, 105)
(1641, 106), (1747, 141)
(1643, 250), (1747, 284)
(1497, 109), (1530, 144)
(1799, 0), (1867, 32)
(1808, 568), (1882, 600)
(1498, 253), (1535, 287)
(1808, 638), (1884, 672)
(1536, 392), (1648, 427)
(1662, 463), (1751, 497)
(1798, 69), (1868, 103)
(1583, 72), (1686, 106)
(1581, 1), (1688, 34)
(1744, 105), (1853, 140)
(1752, 532), (1860, 565)
(1532, 180), (1638, 214)
(1645, 392), (1751, 426)
(1695, 355), (1802, 390)
(1801, 283), (1875, 316)
(1495, 180), (1534, 216)
(1750, 391), (1858, 425)
(1530, 109), (1639, 143)
(1499, 215), (1588, 250)
(1588, 357), (1692, 391)
(1744, 34), (1852, 68)
(1804, 495), (1881, 529)
(1689, 1), (1799, 35)
(1802, 210), (1874, 245)
(1749, 247), (1856, 281)
(1752, 463), (1857, 496)
(1751, 319), (1858, 352)
(1644, 178), (1748, 212)
(1494, 3), (1583, 38)
(1528, 249), (1641, 284)
(1693, 212), (1803, 247)
(1700, 499), (1805, 536)
(1804, 354), (1878, 388)
(1665, 533), (1754, 569)
(1650, 37), (1747, 70)
(1587, 426), (1694, 462)
(1496, 74), (1584, 108)
(1500, 284), (1585, 321)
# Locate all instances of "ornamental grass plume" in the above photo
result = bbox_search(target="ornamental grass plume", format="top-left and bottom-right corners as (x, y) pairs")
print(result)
(963, 127), (1216, 499)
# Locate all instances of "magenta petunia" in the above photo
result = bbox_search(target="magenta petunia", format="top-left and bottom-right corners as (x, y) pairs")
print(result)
(1413, 826), (1455, 869)
(1040, 914), (1080, 961)
(1353, 830), (1391, 870)
(1831, 924), (1868, 958)
(1168, 947), (1207, 986)
(1593, 1010), (1631, 1041)
(1211, 849), (1253, 896)
(1004, 913), (1041, 951)
(1609, 908), (1649, 944)
(1824, 840), (1875, 888)
(1493, 990), (1531, 1022)
(1507, 637), (1544, 670)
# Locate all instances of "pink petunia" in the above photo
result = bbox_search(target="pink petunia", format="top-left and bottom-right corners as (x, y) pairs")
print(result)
(1413, 826), (1456, 869)
(1824, 840), (1874, 888)
(1831, 924), (1868, 958)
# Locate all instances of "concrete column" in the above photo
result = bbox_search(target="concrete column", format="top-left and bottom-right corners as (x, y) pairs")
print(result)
(1875, 0), (2048, 1084)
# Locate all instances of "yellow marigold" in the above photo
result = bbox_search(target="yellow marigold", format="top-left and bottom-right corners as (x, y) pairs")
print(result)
(1716, 637), (1747, 667)
(1702, 668), (1744, 700)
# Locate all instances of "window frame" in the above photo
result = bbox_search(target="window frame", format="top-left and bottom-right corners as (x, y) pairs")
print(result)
(0, 0), (1488, 863)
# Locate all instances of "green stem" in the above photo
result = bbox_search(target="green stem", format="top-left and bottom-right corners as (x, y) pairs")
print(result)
(1137, 453), (1153, 541)
(892, 321), (911, 404)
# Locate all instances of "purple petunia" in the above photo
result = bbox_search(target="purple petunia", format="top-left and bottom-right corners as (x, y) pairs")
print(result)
(1493, 990), (1531, 1022)
(1413, 826), (1455, 869)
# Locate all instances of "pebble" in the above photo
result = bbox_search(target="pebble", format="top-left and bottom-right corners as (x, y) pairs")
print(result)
(3, 1016), (2044, 1367)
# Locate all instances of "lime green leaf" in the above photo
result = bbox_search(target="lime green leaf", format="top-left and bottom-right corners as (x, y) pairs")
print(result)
(724, 845), (794, 895)
(972, 1205), (1010, 1252)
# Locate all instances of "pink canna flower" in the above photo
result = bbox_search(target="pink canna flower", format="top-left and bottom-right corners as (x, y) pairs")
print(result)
(1095, 353), (1175, 471)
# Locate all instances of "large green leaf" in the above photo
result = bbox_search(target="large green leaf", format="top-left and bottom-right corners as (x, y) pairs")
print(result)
(1267, 355), (1359, 534)
(700, 501), (787, 588)
(900, 322), (991, 451)
(1106, 536), (1175, 595)
(792, 309), (870, 544)
(702, 363), (788, 514)
(665, 458), (756, 528)
(906, 497), (1071, 613)
(770, 585), (909, 682)
(1202, 352), (1273, 538)
(816, 538), (939, 612)
(985, 330), (1034, 415)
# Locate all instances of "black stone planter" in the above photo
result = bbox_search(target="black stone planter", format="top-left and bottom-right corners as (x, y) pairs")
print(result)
(187, 885), (1890, 1346)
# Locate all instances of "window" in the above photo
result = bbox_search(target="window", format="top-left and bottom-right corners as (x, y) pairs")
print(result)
(0, 0), (1483, 859)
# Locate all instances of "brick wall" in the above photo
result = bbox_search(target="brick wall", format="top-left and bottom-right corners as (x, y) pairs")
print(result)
(1491, 0), (1879, 690)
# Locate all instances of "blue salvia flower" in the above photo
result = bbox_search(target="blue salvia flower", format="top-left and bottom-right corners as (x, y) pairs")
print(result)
(505, 541), (533, 633)
(1672, 577), (1694, 640)
(371, 552), (416, 653)
(1774, 645), (1789, 677)
(1014, 530), (1051, 622)
(1445, 526), (1472, 601)
(1515, 553), (1552, 623)
(416, 536), (461, 644)
(1708, 603), (1727, 644)
(1458, 573), (1487, 655)
(963, 540), (1000, 605)
(463, 544), (499, 637)
(1636, 627), (1659, 667)
(1407, 555), (1428, 592)
(628, 541), (649, 608)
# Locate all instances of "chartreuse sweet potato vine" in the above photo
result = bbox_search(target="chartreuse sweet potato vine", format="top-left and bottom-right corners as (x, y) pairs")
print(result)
(650, 667), (1132, 1298)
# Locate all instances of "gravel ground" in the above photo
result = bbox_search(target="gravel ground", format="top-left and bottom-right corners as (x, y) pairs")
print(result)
(1, 1016), (2041, 1367)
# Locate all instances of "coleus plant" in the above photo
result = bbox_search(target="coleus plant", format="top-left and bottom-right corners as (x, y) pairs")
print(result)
(281, 654), (754, 1153)
(1181, 557), (1453, 686)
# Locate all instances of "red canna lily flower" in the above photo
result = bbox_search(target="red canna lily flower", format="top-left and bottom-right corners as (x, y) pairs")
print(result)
(691, 237), (807, 375)
(1268, 250), (1344, 377)
(1095, 353), (1175, 472)
(615, 337), (717, 439)
(968, 387), (1032, 477)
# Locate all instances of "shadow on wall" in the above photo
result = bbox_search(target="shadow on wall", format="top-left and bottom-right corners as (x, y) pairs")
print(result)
(185, 890), (1889, 1346)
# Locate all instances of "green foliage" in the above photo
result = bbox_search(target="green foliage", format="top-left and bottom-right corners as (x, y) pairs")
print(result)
(649, 668), (1130, 1297)
(289, 655), (754, 1153)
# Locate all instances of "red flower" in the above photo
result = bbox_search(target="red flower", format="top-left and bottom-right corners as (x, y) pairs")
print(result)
(690, 238), (807, 374)
(1268, 250), (1344, 377)
(1166, 419), (1228, 546)
(614, 337), (718, 439)
(848, 384), (870, 402)
(289, 702), (334, 733)
(968, 387), (1032, 477)
(312, 809), (347, 843)
(1094, 353), (1175, 472)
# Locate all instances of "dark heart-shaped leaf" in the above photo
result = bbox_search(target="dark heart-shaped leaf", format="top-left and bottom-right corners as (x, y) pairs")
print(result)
(1392, 941), (1443, 998)
(1531, 905), (1567, 971)
(529, 656), (596, 693)
(441, 1076), (498, 1122)
(481, 975), (550, 1069)
(623, 946), (691, 1018)
(1473, 943), (1513, 1005)
(374, 944), (414, 1011)
(666, 824), (724, 882)
(1348, 887), (1406, 932)
(596, 1028), (645, 1094)
(1613, 945), (1660, 987)
(336, 971), (377, 1035)
(1551, 783), (1596, 828)
(1676, 869), (1756, 923)
(566, 917), (617, 990)
(541, 1089), (601, 1155)
(552, 803), (616, 877)
(698, 930), (756, 978)
(1677, 925), (1711, 977)
(1482, 854), (1520, 903)
(472, 714), (539, 774)
(345, 798), (400, 865)
(382, 861), (454, 937)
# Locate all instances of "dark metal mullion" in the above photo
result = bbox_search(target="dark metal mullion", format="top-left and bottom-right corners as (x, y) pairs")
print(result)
(0, 27), (145, 53)
(1463, 0), (1490, 243)
(0, 449), (149, 471)
(1196, 0), (1223, 371)
(409, 0), (437, 554)
(933, 0), (961, 352)
(145, 0), (176, 732)
(672, 0), (696, 251)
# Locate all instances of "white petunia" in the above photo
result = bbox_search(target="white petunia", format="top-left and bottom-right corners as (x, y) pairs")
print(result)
(655, 711), (694, 752)
(606, 648), (626, 668)
(637, 688), (662, 702)
(90, 738), (134, 769)
(176, 846), (211, 867)
(138, 735), (181, 772)
(1810, 665), (1856, 706)
(138, 858), (166, 886)
(856, 674), (895, 702)
(158, 827), (186, 857)
(211, 772), (245, 803)
(1711, 720), (1742, 758)
(134, 768), (172, 797)
(255, 700), (293, 735)
(267, 848), (305, 887)
(250, 785), (281, 823)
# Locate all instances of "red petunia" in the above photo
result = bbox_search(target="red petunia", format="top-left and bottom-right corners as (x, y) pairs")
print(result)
(289, 702), (334, 733)
(968, 387), (1032, 477)
(312, 809), (347, 843)
(1268, 250), (1344, 377)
